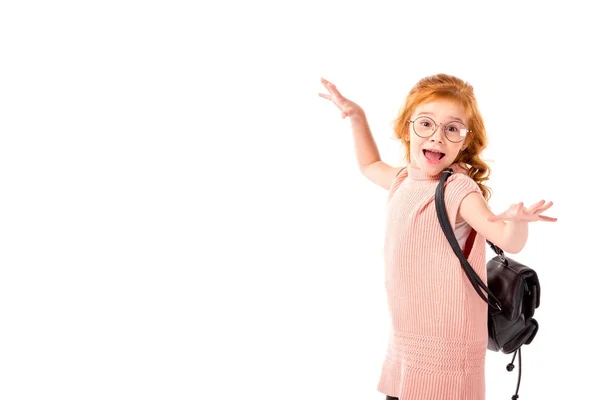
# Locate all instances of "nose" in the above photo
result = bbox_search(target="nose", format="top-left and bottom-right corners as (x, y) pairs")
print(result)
(429, 124), (444, 142)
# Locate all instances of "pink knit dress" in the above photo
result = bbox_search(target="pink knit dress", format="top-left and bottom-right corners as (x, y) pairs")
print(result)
(377, 163), (488, 400)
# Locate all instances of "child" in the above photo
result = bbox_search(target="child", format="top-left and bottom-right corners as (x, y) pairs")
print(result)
(318, 74), (556, 400)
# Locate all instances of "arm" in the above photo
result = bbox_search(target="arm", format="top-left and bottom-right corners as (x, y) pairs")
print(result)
(362, 161), (403, 190)
(349, 108), (381, 172)
(459, 193), (556, 254)
(319, 78), (401, 190)
(459, 192), (527, 253)
(349, 109), (402, 190)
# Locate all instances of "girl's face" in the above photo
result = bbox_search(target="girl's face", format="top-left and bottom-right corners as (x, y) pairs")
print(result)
(406, 99), (469, 176)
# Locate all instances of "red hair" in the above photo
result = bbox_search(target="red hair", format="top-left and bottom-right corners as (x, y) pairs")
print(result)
(394, 73), (492, 200)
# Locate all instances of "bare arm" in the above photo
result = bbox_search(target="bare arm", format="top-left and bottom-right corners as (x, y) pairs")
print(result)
(348, 108), (381, 171)
(459, 193), (556, 254)
(349, 109), (403, 189)
(362, 161), (403, 190)
(319, 78), (402, 190)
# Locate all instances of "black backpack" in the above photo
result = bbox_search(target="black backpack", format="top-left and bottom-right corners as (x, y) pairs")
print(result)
(435, 168), (541, 400)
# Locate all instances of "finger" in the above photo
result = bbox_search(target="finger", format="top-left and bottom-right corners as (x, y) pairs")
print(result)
(507, 202), (522, 214)
(508, 202), (524, 218)
(318, 92), (343, 111)
(538, 215), (558, 222)
(320, 80), (339, 96)
(321, 77), (336, 88)
(525, 200), (545, 213)
(321, 80), (342, 96)
(534, 201), (554, 214)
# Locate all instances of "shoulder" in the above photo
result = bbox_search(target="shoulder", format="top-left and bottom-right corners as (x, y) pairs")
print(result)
(448, 170), (479, 188)
(388, 166), (409, 199)
(444, 169), (482, 202)
(396, 166), (407, 177)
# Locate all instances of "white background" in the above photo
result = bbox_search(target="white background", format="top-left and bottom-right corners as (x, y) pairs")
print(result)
(1, 1), (597, 399)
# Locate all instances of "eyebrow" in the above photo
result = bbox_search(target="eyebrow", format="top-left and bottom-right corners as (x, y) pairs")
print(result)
(417, 111), (466, 125)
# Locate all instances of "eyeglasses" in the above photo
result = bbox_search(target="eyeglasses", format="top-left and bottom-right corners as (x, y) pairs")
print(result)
(408, 116), (470, 143)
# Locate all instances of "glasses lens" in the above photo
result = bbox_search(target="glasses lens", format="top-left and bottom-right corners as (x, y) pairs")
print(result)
(444, 122), (468, 142)
(412, 116), (435, 138)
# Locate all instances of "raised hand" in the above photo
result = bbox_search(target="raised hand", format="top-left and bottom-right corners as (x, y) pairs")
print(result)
(318, 77), (363, 119)
(488, 200), (557, 223)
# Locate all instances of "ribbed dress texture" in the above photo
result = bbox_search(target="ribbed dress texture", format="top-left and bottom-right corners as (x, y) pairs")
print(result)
(377, 163), (488, 400)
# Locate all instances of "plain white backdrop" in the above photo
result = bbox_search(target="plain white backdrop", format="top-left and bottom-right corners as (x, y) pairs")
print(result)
(1, 1), (598, 399)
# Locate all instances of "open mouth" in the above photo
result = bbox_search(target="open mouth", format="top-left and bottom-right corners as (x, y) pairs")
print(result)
(423, 149), (446, 161)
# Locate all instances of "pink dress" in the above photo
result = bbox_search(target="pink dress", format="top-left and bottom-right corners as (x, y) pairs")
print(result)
(377, 163), (488, 400)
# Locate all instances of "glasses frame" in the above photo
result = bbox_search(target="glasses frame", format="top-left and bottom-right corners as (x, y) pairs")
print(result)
(408, 116), (471, 143)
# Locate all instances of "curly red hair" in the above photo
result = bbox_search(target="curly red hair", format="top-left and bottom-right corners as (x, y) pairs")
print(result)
(394, 73), (492, 200)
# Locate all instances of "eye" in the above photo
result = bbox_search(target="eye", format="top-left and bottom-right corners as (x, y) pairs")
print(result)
(420, 121), (431, 127)
(446, 122), (465, 134)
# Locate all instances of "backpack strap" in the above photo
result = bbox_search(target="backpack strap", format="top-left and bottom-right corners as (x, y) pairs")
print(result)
(506, 348), (523, 400)
(434, 168), (502, 313)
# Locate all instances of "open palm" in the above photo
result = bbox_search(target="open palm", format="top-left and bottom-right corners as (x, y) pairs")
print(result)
(488, 200), (557, 223)
(318, 78), (362, 119)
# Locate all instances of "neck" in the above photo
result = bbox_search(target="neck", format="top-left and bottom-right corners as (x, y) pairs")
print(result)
(407, 163), (464, 181)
